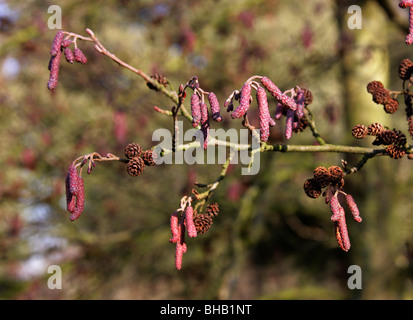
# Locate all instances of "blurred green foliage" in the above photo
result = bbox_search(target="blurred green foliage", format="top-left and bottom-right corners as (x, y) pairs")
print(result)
(1, 0), (413, 300)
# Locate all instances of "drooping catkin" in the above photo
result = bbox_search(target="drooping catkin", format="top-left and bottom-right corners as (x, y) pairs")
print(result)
(74, 48), (87, 64)
(47, 50), (62, 90)
(334, 208), (351, 252)
(208, 92), (222, 122)
(169, 211), (180, 243)
(185, 206), (197, 238)
(200, 101), (209, 150)
(260, 76), (297, 111)
(345, 194), (362, 222)
(191, 93), (201, 127)
(231, 82), (251, 119)
(50, 31), (64, 56)
(257, 86), (270, 142)
(70, 176), (85, 221)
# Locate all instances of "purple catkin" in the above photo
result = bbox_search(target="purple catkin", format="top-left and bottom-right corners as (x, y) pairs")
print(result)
(335, 208), (351, 252)
(408, 8), (413, 45)
(274, 103), (284, 120)
(61, 39), (73, 48)
(47, 50), (62, 90)
(70, 177), (85, 221)
(330, 194), (342, 222)
(208, 92), (222, 122)
(64, 47), (74, 64)
(231, 82), (252, 119)
(284, 109), (294, 139)
(257, 87), (270, 142)
(50, 31), (64, 56)
(65, 166), (76, 213)
(345, 194), (362, 223)
(191, 93), (201, 127)
(169, 211), (180, 243)
(185, 206), (197, 238)
(261, 76), (297, 111)
(295, 89), (305, 119)
(73, 48), (87, 64)
(200, 101), (210, 150)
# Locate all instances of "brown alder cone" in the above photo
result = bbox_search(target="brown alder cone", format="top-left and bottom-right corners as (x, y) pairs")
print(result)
(141, 150), (158, 166)
(383, 98), (399, 114)
(328, 166), (343, 185)
(127, 157), (145, 176)
(367, 123), (384, 136)
(303, 178), (322, 199)
(399, 58), (413, 80)
(193, 213), (213, 234)
(351, 124), (368, 139)
(124, 143), (142, 159)
(313, 166), (331, 188)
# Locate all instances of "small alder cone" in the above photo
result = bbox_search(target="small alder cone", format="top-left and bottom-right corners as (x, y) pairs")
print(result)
(141, 150), (157, 166)
(193, 213), (213, 235)
(206, 203), (219, 218)
(383, 98), (399, 114)
(328, 166), (343, 185)
(399, 58), (413, 80)
(375, 129), (398, 145)
(371, 87), (391, 105)
(313, 166), (331, 188)
(127, 157), (145, 176)
(124, 143), (142, 159)
(385, 145), (406, 159)
(351, 124), (368, 139)
(393, 130), (407, 147)
(303, 178), (322, 199)
(366, 81), (384, 94)
(367, 122), (384, 136)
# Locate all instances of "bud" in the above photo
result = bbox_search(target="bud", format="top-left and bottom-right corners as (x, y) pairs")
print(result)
(50, 31), (64, 56)
(208, 92), (222, 122)
(231, 82), (251, 119)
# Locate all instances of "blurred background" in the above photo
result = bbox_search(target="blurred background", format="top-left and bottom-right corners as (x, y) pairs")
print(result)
(1, 0), (413, 300)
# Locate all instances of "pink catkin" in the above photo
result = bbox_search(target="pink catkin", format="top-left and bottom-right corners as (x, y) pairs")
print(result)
(191, 93), (201, 127)
(70, 177), (85, 221)
(260, 77), (297, 111)
(330, 194), (342, 222)
(257, 87), (270, 142)
(345, 194), (362, 223)
(295, 89), (305, 119)
(208, 92), (222, 122)
(185, 206), (197, 238)
(65, 165), (76, 213)
(175, 222), (186, 270)
(200, 101), (209, 150)
(231, 82), (252, 119)
(50, 31), (64, 56)
(285, 109), (294, 140)
(64, 47), (74, 64)
(169, 211), (180, 243)
(74, 48), (87, 64)
(334, 208), (351, 252)
(47, 50), (62, 90)
(399, 0), (413, 8)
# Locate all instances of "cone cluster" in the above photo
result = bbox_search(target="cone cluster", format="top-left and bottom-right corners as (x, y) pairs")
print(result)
(124, 143), (158, 176)
(303, 166), (344, 199)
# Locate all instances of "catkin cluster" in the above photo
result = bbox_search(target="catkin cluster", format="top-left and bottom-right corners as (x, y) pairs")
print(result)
(47, 31), (88, 90)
